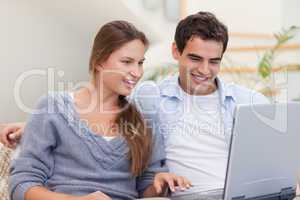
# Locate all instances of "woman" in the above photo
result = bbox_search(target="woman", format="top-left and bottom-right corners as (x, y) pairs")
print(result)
(8, 21), (191, 200)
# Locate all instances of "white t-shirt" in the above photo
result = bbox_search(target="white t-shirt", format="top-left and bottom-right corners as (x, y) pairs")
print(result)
(165, 89), (228, 196)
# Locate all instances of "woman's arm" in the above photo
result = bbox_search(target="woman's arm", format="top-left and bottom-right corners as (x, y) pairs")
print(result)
(142, 172), (192, 197)
(25, 186), (112, 200)
(9, 96), (58, 200)
(136, 122), (192, 197)
(9, 97), (112, 200)
(25, 186), (77, 200)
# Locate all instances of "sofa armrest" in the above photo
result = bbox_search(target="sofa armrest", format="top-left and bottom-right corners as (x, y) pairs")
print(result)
(0, 143), (12, 200)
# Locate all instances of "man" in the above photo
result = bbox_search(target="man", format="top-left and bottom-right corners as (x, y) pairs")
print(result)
(131, 11), (268, 199)
(0, 122), (23, 149)
(1, 12), (268, 199)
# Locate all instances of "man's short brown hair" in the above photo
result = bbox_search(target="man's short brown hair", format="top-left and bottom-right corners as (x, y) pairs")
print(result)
(175, 11), (228, 54)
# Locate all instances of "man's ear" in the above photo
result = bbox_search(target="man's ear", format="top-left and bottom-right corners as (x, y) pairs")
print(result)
(172, 42), (180, 60)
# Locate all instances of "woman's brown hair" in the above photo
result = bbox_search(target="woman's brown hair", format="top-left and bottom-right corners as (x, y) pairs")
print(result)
(89, 20), (152, 176)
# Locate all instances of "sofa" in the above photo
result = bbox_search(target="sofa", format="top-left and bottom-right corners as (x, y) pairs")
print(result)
(1, 142), (299, 200)
(0, 144), (11, 200)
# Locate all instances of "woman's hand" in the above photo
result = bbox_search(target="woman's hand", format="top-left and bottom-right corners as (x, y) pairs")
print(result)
(153, 172), (192, 195)
(0, 122), (25, 148)
(24, 186), (112, 200)
(75, 191), (112, 200)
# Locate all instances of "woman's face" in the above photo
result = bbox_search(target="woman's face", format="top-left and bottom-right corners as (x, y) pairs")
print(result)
(94, 39), (146, 96)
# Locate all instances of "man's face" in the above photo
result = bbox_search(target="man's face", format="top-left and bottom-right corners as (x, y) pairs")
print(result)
(172, 36), (223, 95)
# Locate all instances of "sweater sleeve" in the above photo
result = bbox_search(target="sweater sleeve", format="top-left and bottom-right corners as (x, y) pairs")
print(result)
(135, 124), (169, 196)
(9, 95), (58, 200)
(132, 81), (169, 195)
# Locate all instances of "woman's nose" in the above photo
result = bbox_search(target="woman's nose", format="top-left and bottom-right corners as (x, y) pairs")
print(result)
(130, 66), (143, 78)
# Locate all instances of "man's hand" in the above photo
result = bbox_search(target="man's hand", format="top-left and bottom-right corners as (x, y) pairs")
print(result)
(153, 172), (192, 195)
(0, 122), (25, 149)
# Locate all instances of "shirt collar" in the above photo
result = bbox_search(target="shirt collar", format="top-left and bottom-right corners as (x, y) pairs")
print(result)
(215, 76), (236, 104)
(159, 75), (236, 104)
(159, 75), (184, 100)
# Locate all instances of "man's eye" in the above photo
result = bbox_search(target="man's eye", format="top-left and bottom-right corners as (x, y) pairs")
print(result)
(210, 61), (220, 64)
(138, 61), (144, 66)
(189, 57), (200, 61)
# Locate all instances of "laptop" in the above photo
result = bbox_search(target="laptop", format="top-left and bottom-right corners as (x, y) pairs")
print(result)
(223, 102), (300, 200)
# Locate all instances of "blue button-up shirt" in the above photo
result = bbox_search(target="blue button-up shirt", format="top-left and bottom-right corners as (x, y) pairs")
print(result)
(132, 75), (269, 148)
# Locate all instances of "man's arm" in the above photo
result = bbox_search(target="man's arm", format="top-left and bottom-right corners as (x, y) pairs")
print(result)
(0, 122), (25, 148)
(0, 123), (5, 131)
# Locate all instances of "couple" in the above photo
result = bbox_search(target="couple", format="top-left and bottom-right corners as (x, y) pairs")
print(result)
(0, 11), (268, 200)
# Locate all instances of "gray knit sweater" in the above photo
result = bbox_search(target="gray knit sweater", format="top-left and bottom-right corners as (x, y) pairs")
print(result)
(9, 92), (168, 200)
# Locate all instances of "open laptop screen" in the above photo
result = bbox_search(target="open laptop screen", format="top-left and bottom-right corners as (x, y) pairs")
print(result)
(224, 103), (300, 200)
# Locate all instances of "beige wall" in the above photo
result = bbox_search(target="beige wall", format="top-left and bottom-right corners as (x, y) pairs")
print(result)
(0, 1), (91, 122)
(0, 0), (158, 123)
(186, 0), (283, 33)
(1, 0), (299, 123)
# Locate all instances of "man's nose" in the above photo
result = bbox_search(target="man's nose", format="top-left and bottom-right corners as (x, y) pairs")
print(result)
(197, 62), (210, 75)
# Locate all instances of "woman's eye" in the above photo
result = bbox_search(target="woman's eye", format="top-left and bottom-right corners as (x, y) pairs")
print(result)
(122, 60), (131, 64)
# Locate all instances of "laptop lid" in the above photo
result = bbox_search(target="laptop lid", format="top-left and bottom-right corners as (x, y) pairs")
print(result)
(224, 103), (300, 200)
